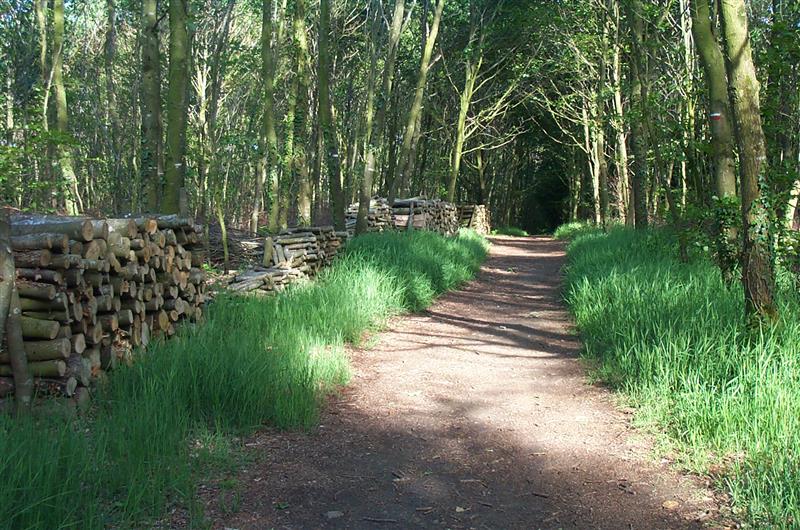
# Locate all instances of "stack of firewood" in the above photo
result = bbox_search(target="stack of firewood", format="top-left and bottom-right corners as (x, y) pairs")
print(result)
(392, 198), (460, 236)
(226, 226), (348, 294)
(459, 204), (491, 234)
(3, 214), (207, 400)
(345, 198), (394, 233)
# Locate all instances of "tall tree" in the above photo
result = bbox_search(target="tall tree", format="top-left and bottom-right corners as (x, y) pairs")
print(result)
(53, 0), (82, 214)
(690, 0), (736, 199)
(141, 0), (163, 212)
(388, 0), (444, 204)
(164, 0), (190, 214)
(446, 3), (484, 203)
(717, 0), (777, 323)
(291, 0), (313, 226)
(357, 0), (406, 234)
(251, 0), (279, 235)
(626, 0), (648, 229)
(317, 0), (345, 230)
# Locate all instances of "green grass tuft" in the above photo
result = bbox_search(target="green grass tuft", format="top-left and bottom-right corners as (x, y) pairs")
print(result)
(553, 221), (598, 240)
(561, 225), (800, 527)
(491, 226), (529, 237)
(0, 229), (488, 529)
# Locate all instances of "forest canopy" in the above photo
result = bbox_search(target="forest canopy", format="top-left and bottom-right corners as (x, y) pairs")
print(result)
(0, 0), (798, 238)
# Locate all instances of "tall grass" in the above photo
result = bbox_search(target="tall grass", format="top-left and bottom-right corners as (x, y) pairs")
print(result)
(562, 226), (800, 526)
(0, 229), (488, 529)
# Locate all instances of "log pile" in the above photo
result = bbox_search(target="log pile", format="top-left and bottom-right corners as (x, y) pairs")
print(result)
(226, 226), (348, 294)
(345, 197), (461, 236)
(345, 198), (394, 233)
(459, 204), (491, 234)
(392, 198), (460, 236)
(2, 214), (207, 400)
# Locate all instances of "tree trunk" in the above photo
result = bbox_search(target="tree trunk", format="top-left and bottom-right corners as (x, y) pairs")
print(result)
(318, 0), (345, 230)
(610, 0), (630, 225)
(53, 0), (82, 215)
(447, 11), (482, 203)
(356, 2), (383, 235)
(141, 0), (163, 212)
(252, 0), (279, 235)
(718, 0), (778, 324)
(691, 0), (737, 199)
(358, 0), (406, 233)
(388, 0), (445, 204)
(164, 0), (190, 215)
(627, 0), (649, 229)
(292, 0), (312, 226)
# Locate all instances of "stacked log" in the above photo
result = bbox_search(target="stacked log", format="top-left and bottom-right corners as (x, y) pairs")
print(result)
(392, 198), (459, 236)
(226, 226), (348, 294)
(345, 198), (394, 233)
(1, 214), (207, 399)
(458, 204), (491, 234)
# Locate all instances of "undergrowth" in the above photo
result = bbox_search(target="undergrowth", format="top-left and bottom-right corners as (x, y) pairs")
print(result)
(553, 221), (598, 240)
(561, 225), (800, 527)
(491, 226), (529, 237)
(0, 229), (488, 529)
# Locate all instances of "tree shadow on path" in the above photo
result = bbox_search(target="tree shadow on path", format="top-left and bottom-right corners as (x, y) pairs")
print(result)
(201, 235), (721, 530)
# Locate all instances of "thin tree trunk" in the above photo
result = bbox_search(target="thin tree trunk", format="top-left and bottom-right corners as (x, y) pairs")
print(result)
(252, 0), (280, 235)
(105, 0), (123, 211)
(627, 0), (648, 229)
(358, 0), (406, 233)
(388, 0), (444, 204)
(447, 11), (482, 203)
(610, 0), (630, 224)
(355, 2), (382, 235)
(318, 0), (345, 230)
(691, 0), (737, 198)
(718, 0), (778, 324)
(164, 0), (190, 215)
(53, 0), (82, 215)
(292, 0), (312, 226)
(141, 0), (163, 212)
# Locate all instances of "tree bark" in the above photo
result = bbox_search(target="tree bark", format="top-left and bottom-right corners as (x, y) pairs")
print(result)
(610, 0), (630, 224)
(690, 0), (737, 199)
(447, 7), (483, 203)
(292, 0), (313, 226)
(253, 0), (280, 235)
(318, 0), (345, 230)
(717, 0), (778, 324)
(53, 0), (82, 215)
(626, 0), (649, 229)
(141, 0), (163, 212)
(164, 0), (191, 215)
(388, 0), (445, 204)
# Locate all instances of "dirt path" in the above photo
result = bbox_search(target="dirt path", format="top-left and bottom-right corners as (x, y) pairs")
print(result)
(207, 236), (721, 529)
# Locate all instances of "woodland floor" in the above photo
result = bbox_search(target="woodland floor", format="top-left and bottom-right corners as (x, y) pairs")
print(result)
(199, 236), (728, 529)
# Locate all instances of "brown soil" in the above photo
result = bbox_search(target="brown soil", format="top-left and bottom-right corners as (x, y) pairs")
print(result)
(202, 235), (724, 529)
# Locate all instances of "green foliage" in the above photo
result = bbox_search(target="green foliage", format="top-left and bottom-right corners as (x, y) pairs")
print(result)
(0, 229), (488, 529)
(563, 227), (800, 526)
(553, 221), (598, 240)
(491, 226), (529, 237)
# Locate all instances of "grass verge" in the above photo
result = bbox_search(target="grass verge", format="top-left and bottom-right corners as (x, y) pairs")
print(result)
(0, 229), (488, 529)
(560, 226), (800, 527)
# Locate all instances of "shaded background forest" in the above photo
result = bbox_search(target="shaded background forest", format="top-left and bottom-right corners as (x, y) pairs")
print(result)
(0, 0), (798, 235)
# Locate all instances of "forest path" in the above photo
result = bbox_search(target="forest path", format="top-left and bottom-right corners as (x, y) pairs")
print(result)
(206, 236), (722, 529)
